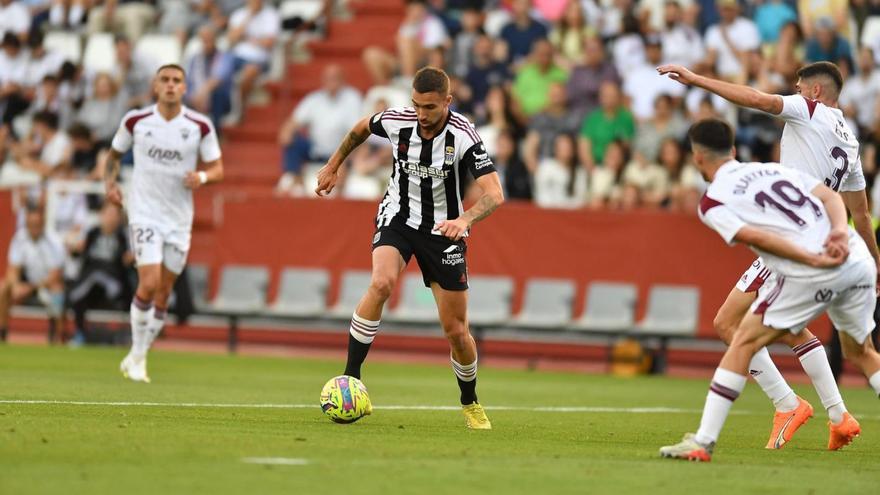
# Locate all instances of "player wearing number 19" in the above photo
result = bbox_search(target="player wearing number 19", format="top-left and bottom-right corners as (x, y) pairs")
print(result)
(104, 64), (224, 383)
(657, 62), (880, 450)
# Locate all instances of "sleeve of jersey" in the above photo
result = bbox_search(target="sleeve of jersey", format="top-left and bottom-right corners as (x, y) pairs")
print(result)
(110, 113), (134, 153)
(460, 141), (496, 179)
(839, 157), (867, 192)
(199, 120), (222, 162)
(699, 201), (746, 246)
(368, 112), (388, 138)
(777, 94), (814, 123)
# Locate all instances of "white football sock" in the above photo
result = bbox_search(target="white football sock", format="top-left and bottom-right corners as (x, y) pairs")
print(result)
(749, 347), (798, 412)
(695, 367), (747, 446)
(794, 337), (846, 423)
(130, 296), (152, 358)
(868, 371), (880, 398)
(144, 307), (167, 353)
(451, 355), (477, 382)
(349, 313), (380, 344)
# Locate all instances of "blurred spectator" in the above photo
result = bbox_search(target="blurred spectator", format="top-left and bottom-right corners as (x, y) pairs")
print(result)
(48, 0), (89, 30)
(0, 33), (29, 135)
(805, 17), (853, 68)
(768, 21), (805, 82)
(566, 35), (619, 121)
(703, 0), (761, 82)
(363, 0), (449, 85)
(610, 13), (645, 80)
(475, 85), (524, 155)
(67, 202), (132, 345)
(623, 34), (685, 121)
(578, 81), (634, 168)
(500, 0), (548, 65)
(23, 32), (65, 93)
(0, 0), (32, 42)
(276, 64), (362, 196)
(588, 138), (626, 209)
(450, 6), (483, 77)
(632, 94), (688, 163)
(840, 47), (880, 136)
(10, 110), (72, 179)
(621, 150), (668, 209)
(108, 35), (153, 108)
(798, 0), (850, 40)
(464, 34), (512, 111)
(29, 75), (74, 129)
(597, 0), (633, 39)
(753, 0), (797, 44)
(76, 72), (127, 146)
(184, 24), (234, 130)
(534, 0), (570, 22)
(640, 0), (696, 33)
(658, 138), (704, 212)
(341, 96), (393, 200)
(512, 39), (568, 116)
(159, 0), (223, 43)
(227, 0), (281, 120)
(661, 0), (705, 68)
(66, 122), (102, 177)
(523, 82), (579, 171)
(0, 207), (65, 342)
(87, 0), (157, 41)
(549, 0), (595, 69)
(534, 133), (587, 208)
(491, 127), (532, 200)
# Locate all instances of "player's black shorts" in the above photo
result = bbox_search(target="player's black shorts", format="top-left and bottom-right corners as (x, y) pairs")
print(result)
(372, 220), (468, 291)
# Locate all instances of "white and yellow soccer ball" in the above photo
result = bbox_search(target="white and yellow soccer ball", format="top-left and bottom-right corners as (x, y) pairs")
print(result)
(320, 375), (372, 424)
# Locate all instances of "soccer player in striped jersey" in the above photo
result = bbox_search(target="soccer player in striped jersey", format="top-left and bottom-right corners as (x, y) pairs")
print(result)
(315, 67), (504, 429)
(657, 61), (879, 449)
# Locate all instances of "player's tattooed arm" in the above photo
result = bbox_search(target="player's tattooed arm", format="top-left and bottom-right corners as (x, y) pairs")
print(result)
(315, 117), (371, 196)
(463, 172), (505, 225)
(104, 148), (124, 206)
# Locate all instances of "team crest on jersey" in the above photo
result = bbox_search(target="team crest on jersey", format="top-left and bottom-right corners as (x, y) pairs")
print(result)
(444, 146), (455, 165)
(180, 128), (191, 140)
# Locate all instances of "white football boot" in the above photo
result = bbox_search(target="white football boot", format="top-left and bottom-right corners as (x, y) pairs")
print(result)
(120, 353), (151, 383)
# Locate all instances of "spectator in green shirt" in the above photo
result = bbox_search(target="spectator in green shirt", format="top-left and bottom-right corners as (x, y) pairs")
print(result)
(578, 81), (635, 169)
(512, 39), (568, 117)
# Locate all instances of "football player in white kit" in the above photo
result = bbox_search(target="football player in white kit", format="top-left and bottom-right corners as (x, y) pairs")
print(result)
(104, 64), (224, 382)
(660, 119), (880, 461)
(656, 61), (880, 449)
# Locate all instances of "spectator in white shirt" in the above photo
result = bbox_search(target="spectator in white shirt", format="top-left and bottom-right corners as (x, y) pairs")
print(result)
(0, 33), (30, 137)
(660, 0), (704, 68)
(623, 34), (685, 121)
(48, 0), (89, 30)
(87, 0), (157, 42)
(0, 0), (32, 42)
(0, 207), (65, 342)
(10, 110), (72, 178)
(703, 0), (761, 82)
(276, 64), (363, 196)
(228, 0), (280, 120)
(840, 46), (880, 135)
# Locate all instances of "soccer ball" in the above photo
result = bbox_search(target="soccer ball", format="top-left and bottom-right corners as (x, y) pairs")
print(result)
(319, 375), (371, 424)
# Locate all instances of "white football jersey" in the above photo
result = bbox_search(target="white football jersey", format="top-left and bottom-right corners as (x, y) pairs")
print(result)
(699, 160), (870, 279)
(778, 95), (865, 192)
(111, 105), (221, 231)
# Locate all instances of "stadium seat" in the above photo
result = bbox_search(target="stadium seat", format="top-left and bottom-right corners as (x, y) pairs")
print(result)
(280, 0), (324, 24)
(135, 34), (182, 72)
(511, 278), (576, 329)
(635, 285), (700, 336)
(186, 263), (210, 313)
(265, 267), (330, 317)
(329, 270), (372, 319)
(209, 265), (270, 315)
(571, 282), (637, 333)
(386, 273), (437, 323)
(82, 32), (116, 73)
(44, 31), (82, 64)
(467, 275), (514, 327)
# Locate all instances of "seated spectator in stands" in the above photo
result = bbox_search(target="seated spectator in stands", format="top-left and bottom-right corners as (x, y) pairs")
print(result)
(464, 34), (511, 114)
(67, 202), (132, 345)
(185, 24), (234, 130)
(0, 33), (30, 138)
(67, 122), (104, 178)
(363, 0), (449, 85)
(523, 82), (580, 171)
(159, 0), (218, 44)
(227, 0), (281, 121)
(767, 21), (805, 83)
(632, 94), (688, 164)
(623, 34), (685, 122)
(29, 75), (72, 129)
(475, 85), (525, 155)
(492, 127), (532, 200)
(658, 137), (703, 212)
(339, 98), (393, 200)
(578, 81), (634, 169)
(500, 0), (548, 65)
(10, 110), (71, 179)
(512, 39), (568, 117)
(22, 32), (65, 96)
(753, 0), (797, 45)
(703, 0), (761, 83)
(76, 72), (127, 146)
(660, 0), (704, 68)
(450, 6), (483, 77)
(805, 17), (853, 68)
(620, 151), (668, 210)
(611, 13), (645, 81)
(0, 0), (32, 43)
(799, 0), (850, 40)
(566, 35), (619, 122)
(588, 138), (626, 209)
(0, 206), (65, 342)
(549, 0), (595, 69)
(276, 64), (362, 196)
(108, 35), (154, 108)
(48, 0), (89, 30)
(841, 47), (880, 137)
(534, 133), (587, 208)
(87, 0), (157, 41)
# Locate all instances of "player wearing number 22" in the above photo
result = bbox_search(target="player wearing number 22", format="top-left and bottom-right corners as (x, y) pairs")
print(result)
(660, 119), (880, 462)
(104, 64), (224, 383)
(656, 62), (880, 450)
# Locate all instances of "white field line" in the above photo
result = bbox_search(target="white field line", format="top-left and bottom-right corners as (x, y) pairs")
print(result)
(241, 457), (309, 466)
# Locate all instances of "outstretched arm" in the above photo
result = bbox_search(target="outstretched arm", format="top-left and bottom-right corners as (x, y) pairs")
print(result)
(314, 116), (372, 196)
(436, 172), (505, 241)
(656, 64), (783, 115)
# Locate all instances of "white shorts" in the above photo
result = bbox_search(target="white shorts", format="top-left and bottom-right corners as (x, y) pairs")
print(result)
(750, 258), (877, 344)
(129, 224), (191, 275)
(735, 257), (772, 293)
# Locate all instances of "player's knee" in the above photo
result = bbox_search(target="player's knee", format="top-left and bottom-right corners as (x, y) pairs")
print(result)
(712, 313), (736, 344)
(368, 276), (396, 302)
(137, 277), (160, 297)
(441, 317), (469, 344)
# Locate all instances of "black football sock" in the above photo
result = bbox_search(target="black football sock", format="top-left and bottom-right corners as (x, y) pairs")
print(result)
(344, 333), (372, 379)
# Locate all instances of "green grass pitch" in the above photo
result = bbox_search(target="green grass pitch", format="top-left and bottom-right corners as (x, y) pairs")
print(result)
(2, 344), (879, 494)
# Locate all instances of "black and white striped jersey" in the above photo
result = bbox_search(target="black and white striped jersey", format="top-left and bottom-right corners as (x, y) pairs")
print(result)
(368, 106), (496, 236)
